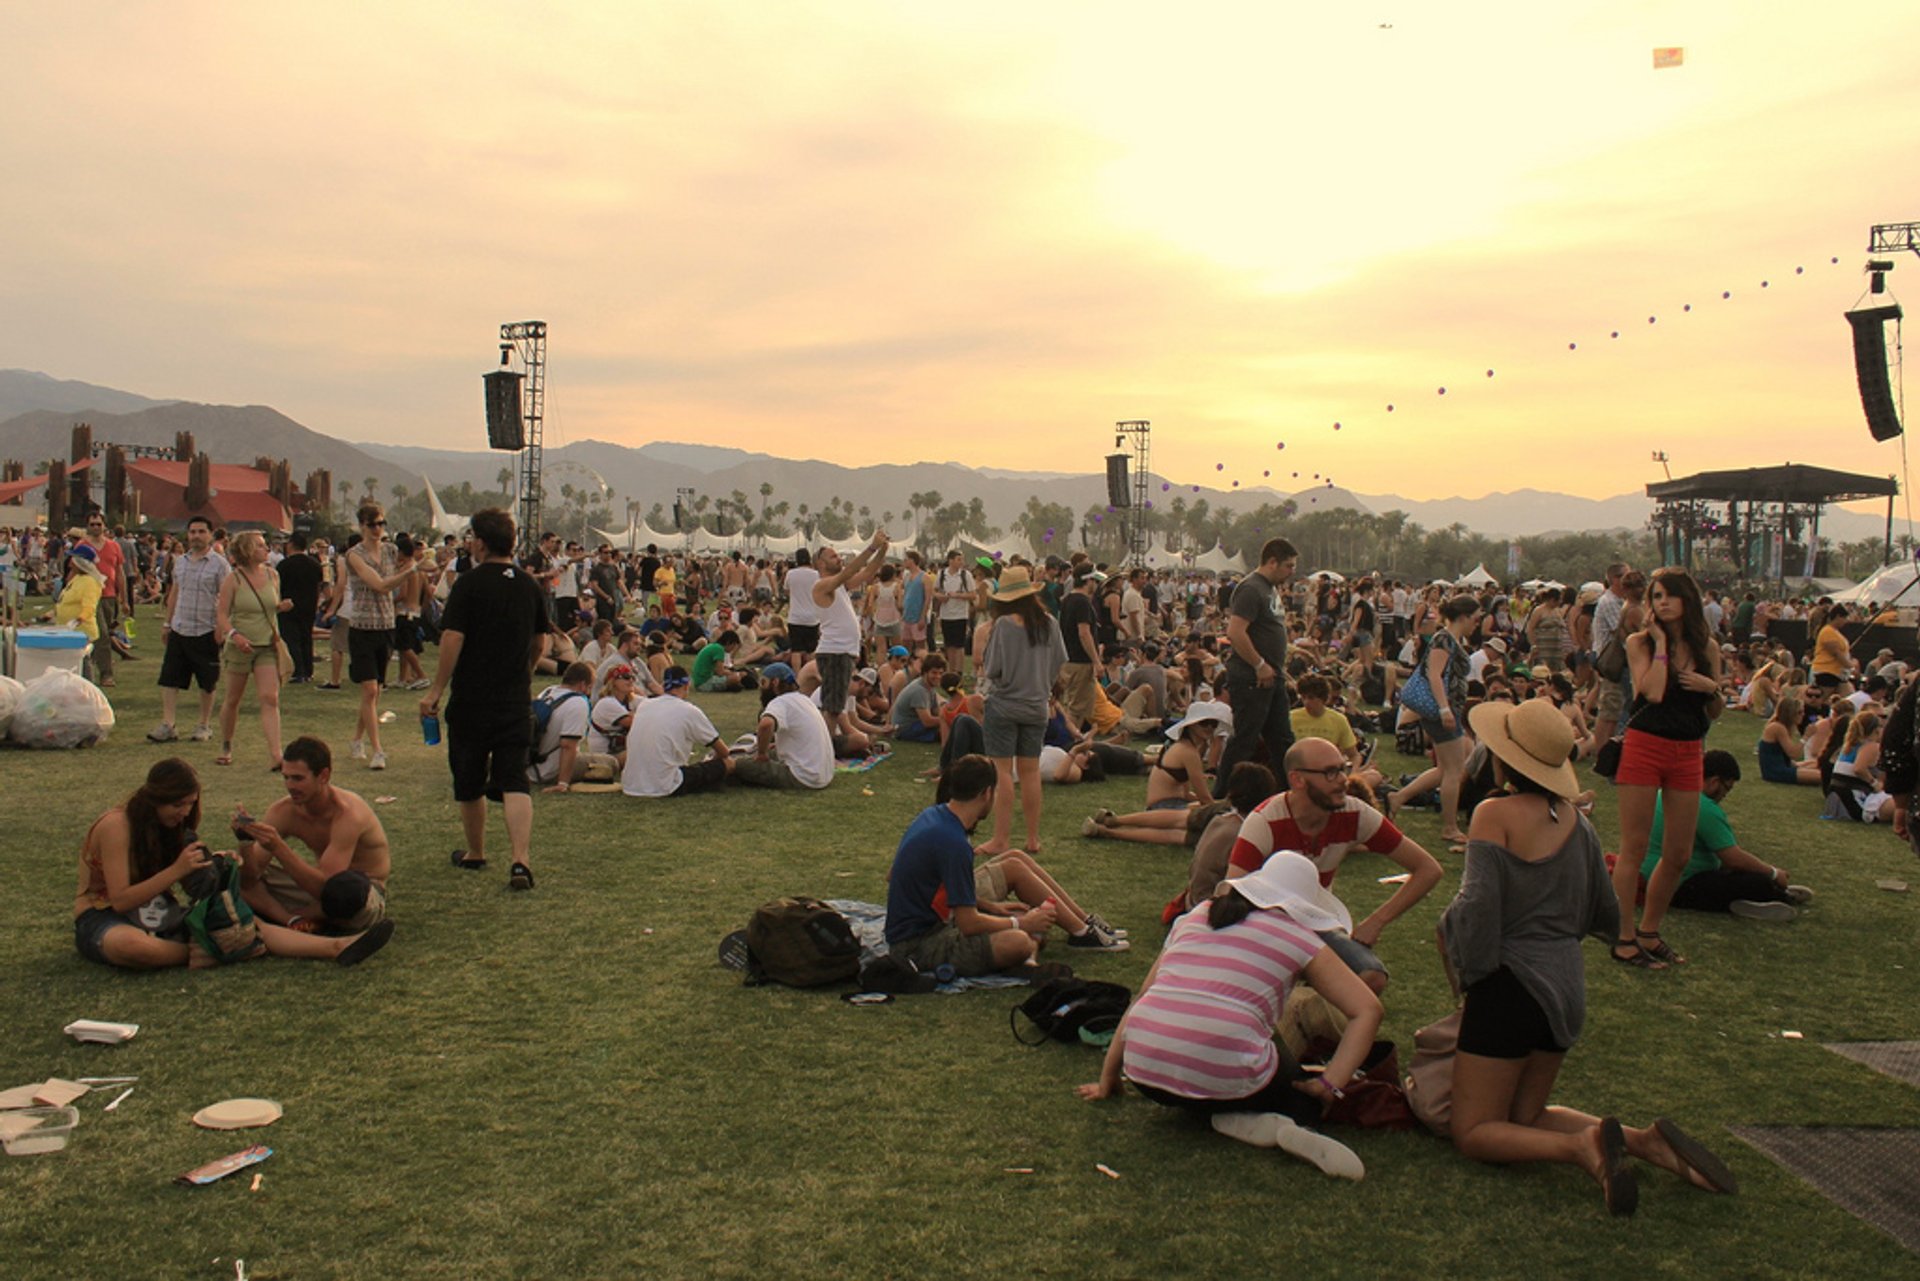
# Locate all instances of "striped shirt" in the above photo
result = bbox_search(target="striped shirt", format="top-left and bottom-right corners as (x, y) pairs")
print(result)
(1227, 794), (1404, 932)
(345, 541), (398, 630)
(1121, 904), (1324, 1101)
(167, 549), (231, 637)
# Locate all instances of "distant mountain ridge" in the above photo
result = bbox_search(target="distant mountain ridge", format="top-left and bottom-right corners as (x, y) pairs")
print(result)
(0, 372), (1893, 543)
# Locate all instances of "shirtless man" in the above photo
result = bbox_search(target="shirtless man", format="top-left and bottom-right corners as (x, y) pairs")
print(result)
(237, 736), (392, 932)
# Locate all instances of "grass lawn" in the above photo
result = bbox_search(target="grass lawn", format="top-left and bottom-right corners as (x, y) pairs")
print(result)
(4, 642), (1920, 1279)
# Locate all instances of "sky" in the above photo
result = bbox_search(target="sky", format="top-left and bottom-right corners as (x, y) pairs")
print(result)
(4, 2), (1919, 506)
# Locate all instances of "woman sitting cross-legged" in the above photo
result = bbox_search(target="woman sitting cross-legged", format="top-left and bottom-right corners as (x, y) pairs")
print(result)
(1075, 851), (1381, 1179)
(1441, 698), (1737, 1216)
(1079, 701), (1231, 846)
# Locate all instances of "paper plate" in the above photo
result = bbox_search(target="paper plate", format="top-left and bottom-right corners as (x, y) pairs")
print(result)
(192, 1098), (283, 1130)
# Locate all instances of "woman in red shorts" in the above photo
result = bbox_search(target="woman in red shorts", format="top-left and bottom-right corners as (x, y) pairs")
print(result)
(1608, 567), (1724, 968)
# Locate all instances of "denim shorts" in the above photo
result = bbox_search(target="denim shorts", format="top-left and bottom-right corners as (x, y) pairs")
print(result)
(1419, 714), (1464, 746)
(1317, 928), (1387, 978)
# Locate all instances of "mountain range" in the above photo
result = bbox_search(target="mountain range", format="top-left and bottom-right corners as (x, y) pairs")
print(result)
(0, 368), (1893, 543)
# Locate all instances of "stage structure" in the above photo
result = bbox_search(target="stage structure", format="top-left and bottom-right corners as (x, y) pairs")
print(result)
(499, 320), (548, 557)
(1645, 463), (1897, 585)
(1114, 419), (1151, 567)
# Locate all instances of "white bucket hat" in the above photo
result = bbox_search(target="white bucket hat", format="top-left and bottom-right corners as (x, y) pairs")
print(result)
(1166, 699), (1233, 741)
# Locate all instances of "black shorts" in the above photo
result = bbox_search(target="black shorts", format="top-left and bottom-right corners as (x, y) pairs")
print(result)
(940, 618), (969, 650)
(158, 630), (220, 692)
(1812, 672), (1842, 690)
(348, 626), (393, 685)
(393, 618), (420, 655)
(787, 623), (820, 654)
(671, 756), (730, 796)
(1458, 966), (1567, 1059)
(447, 707), (532, 803)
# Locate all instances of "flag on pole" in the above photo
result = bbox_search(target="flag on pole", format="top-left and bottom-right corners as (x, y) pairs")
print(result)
(1653, 47), (1684, 69)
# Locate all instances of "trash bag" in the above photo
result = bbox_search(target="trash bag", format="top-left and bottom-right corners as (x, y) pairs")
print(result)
(0, 674), (22, 739)
(9, 669), (115, 749)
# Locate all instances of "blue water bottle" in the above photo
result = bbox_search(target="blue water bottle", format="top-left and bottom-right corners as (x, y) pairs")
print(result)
(421, 712), (441, 746)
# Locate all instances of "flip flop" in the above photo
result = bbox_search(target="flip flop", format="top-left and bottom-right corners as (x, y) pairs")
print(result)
(1599, 1117), (1638, 1217)
(1653, 1118), (1738, 1194)
(336, 919), (394, 967)
(450, 850), (487, 871)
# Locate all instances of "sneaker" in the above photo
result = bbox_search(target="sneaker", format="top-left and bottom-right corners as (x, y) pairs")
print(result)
(1081, 817), (1103, 838)
(318, 682), (341, 691)
(1084, 912), (1129, 941)
(1067, 928), (1130, 952)
(369, 751), (387, 771)
(188, 723), (213, 742)
(1209, 1112), (1365, 1180)
(147, 722), (178, 743)
(1729, 899), (1796, 922)
(406, 678), (432, 691)
(508, 861), (536, 891)
(1091, 807), (1117, 826)
(350, 738), (367, 760)
(1784, 884), (1815, 905)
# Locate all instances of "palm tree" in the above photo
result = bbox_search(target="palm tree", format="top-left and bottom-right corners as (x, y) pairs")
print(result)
(759, 481), (773, 521)
(496, 467), (513, 493)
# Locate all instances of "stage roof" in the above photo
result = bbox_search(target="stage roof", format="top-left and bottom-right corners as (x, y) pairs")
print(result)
(1646, 463), (1897, 506)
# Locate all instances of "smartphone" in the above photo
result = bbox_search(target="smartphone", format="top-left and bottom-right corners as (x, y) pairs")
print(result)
(230, 812), (257, 841)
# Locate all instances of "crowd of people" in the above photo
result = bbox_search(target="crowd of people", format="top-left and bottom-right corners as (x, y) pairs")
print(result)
(14, 505), (1911, 1213)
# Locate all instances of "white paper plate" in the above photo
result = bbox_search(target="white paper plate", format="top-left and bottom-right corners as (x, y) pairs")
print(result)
(192, 1098), (283, 1130)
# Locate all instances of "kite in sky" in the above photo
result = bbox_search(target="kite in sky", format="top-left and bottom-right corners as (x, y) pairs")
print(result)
(1653, 47), (1684, 69)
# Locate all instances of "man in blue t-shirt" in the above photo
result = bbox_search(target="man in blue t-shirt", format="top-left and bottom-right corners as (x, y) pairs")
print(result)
(883, 754), (1057, 975)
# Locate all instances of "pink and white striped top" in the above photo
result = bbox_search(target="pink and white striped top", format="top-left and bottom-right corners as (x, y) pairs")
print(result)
(1121, 903), (1325, 1101)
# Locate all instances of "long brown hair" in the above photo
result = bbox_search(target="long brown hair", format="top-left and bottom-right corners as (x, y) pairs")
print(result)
(1649, 567), (1714, 670)
(122, 758), (201, 882)
(992, 591), (1053, 644)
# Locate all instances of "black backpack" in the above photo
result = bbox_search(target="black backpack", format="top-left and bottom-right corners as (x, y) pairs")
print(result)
(744, 896), (861, 988)
(1011, 978), (1131, 1047)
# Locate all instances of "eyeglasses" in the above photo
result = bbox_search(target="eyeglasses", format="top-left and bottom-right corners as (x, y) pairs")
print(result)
(366, 519), (386, 528)
(1293, 764), (1349, 783)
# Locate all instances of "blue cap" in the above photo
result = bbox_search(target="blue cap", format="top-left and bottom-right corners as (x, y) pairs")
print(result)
(761, 662), (797, 683)
(888, 645), (909, 658)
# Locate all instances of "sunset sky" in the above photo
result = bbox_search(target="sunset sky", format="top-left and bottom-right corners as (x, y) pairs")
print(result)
(4, 3), (1918, 505)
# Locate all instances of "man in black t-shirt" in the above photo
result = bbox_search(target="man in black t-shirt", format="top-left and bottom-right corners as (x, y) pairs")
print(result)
(1217, 537), (1298, 778)
(1057, 568), (1105, 731)
(276, 533), (323, 682)
(421, 507), (550, 892)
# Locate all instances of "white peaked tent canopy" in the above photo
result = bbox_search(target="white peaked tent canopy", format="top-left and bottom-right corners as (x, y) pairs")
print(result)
(1456, 563), (1498, 587)
(1191, 544), (1243, 575)
(421, 476), (468, 537)
(1834, 560), (1920, 606)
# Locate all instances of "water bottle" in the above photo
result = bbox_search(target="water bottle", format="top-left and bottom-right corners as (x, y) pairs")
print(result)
(421, 712), (441, 746)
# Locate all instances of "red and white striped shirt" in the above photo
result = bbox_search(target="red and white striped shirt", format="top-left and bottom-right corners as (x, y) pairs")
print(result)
(1226, 793), (1405, 932)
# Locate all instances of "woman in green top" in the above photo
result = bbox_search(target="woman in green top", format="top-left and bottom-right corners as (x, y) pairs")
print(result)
(214, 531), (285, 769)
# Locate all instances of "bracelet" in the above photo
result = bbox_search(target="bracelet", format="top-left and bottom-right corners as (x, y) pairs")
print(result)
(1319, 1077), (1347, 1099)
(1655, 654), (1670, 663)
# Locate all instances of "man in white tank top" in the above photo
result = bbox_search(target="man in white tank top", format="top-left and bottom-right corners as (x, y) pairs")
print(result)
(811, 531), (890, 738)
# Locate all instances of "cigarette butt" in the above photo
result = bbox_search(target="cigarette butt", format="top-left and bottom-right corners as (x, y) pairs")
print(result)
(250, 1172), (262, 1192)
(1003, 1167), (1035, 1174)
(1096, 1163), (1121, 1180)
(1782, 1030), (1804, 1040)
(642, 928), (654, 935)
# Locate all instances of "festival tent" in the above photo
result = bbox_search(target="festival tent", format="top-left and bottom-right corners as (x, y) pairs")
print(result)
(126, 459), (290, 531)
(1455, 564), (1498, 587)
(1832, 561), (1920, 606)
(1190, 544), (1243, 575)
(1306, 569), (1345, 583)
(422, 476), (467, 537)
(759, 531), (806, 556)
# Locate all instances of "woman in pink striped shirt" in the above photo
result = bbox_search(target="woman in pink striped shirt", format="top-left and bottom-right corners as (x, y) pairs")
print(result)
(1076, 852), (1383, 1178)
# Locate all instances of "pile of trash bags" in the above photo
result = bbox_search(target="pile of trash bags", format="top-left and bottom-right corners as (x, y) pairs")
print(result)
(8, 669), (113, 749)
(0, 674), (21, 739)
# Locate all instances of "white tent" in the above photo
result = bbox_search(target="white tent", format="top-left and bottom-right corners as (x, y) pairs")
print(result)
(1191, 543), (1243, 575)
(1306, 569), (1345, 583)
(1834, 561), (1920, 606)
(421, 475), (468, 537)
(1456, 563), (1498, 587)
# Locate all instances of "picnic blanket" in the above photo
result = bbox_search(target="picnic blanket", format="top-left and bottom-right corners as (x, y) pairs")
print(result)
(827, 899), (1031, 994)
(834, 753), (891, 775)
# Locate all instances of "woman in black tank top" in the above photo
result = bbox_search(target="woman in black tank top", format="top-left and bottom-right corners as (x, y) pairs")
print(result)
(1608, 568), (1724, 968)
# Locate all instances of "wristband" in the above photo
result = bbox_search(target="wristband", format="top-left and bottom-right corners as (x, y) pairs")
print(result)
(1655, 654), (1670, 663)
(1319, 1077), (1347, 1099)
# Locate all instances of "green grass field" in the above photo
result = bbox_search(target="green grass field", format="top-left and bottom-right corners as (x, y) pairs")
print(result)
(4, 643), (1919, 1279)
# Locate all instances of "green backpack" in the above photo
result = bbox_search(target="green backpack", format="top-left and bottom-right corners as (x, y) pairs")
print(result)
(184, 854), (266, 967)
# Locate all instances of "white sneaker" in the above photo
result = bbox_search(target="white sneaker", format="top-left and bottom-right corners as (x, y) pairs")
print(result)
(1210, 1112), (1365, 1180)
(350, 738), (367, 760)
(1729, 899), (1796, 922)
(1784, 885), (1815, 905)
(188, 723), (213, 742)
(369, 751), (387, 771)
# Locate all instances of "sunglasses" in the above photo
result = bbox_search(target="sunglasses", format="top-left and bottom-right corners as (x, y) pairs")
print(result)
(366, 519), (387, 528)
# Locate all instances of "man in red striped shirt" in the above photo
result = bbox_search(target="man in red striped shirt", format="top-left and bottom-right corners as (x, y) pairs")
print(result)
(1227, 737), (1442, 993)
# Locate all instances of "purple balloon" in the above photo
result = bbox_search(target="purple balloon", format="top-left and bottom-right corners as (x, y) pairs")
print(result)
(1277, 442), (1286, 450)
(1761, 280), (1769, 288)
(1648, 316), (1656, 324)
(1263, 469), (1270, 477)
(1162, 482), (1171, 491)
(1192, 485), (1200, 493)
(1569, 341), (1577, 349)
(1722, 291), (1731, 299)
(1438, 386), (1447, 394)
(1386, 403), (1395, 412)
(1486, 369), (1494, 377)
(1093, 514), (1102, 522)
(1145, 501), (1153, 509)
(1045, 527), (1054, 536)
(1333, 421), (1342, 430)
(1796, 266), (1804, 274)
(1216, 462), (1225, 471)
(1232, 480), (1240, 487)
(1610, 331), (1619, 338)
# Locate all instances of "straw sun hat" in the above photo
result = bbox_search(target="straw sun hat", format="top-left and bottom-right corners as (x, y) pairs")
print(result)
(989, 565), (1044, 602)
(1467, 697), (1579, 799)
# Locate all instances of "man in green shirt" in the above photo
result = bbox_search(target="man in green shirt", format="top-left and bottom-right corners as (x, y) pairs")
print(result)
(693, 630), (748, 692)
(1643, 750), (1812, 921)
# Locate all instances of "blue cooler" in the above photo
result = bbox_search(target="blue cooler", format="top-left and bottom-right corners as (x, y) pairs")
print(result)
(15, 627), (92, 683)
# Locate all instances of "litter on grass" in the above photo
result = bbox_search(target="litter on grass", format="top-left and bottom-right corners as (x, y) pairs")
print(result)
(177, 1145), (272, 1186)
(192, 1099), (283, 1130)
(65, 1019), (138, 1044)
(103, 1087), (134, 1112)
(1096, 1163), (1122, 1180)
(1878, 880), (1909, 893)
(374, 795), (398, 805)
(1783, 1031), (1805, 1040)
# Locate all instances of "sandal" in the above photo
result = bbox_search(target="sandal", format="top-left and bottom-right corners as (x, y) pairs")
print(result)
(1636, 930), (1686, 965)
(1611, 941), (1667, 970)
(214, 744), (234, 767)
(1599, 1117), (1638, 1217)
(450, 849), (487, 871)
(1652, 1117), (1738, 1194)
